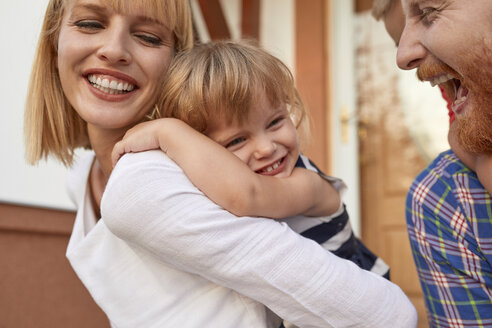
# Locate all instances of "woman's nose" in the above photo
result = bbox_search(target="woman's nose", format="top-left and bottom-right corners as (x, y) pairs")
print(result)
(396, 22), (427, 70)
(96, 20), (132, 65)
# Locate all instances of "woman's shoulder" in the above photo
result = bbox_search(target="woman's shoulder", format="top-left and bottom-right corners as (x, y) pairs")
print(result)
(101, 150), (204, 241)
(103, 150), (195, 211)
(110, 150), (185, 183)
(116, 149), (174, 166)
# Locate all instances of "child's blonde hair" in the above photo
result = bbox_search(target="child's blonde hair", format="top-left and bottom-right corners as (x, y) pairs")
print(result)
(153, 40), (310, 145)
(24, 0), (194, 166)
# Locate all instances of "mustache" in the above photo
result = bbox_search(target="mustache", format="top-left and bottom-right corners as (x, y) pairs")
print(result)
(416, 59), (456, 82)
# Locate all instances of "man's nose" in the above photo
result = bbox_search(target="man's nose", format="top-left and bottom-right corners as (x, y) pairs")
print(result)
(396, 22), (427, 70)
(96, 21), (132, 65)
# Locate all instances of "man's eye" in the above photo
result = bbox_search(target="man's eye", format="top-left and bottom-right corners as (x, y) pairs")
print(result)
(136, 34), (163, 46)
(74, 20), (104, 30)
(225, 137), (245, 148)
(420, 7), (439, 25)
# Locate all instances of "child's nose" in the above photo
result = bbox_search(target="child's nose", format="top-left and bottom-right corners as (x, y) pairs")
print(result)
(253, 137), (276, 159)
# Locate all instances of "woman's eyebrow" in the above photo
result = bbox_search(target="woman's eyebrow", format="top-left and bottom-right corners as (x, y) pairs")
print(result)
(134, 15), (166, 27)
(70, 2), (166, 27)
(71, 2), (108, 14)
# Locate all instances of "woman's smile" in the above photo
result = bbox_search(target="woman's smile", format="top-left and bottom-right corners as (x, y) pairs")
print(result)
(88, 74), (136, 94)
(84, 69), (139, 101)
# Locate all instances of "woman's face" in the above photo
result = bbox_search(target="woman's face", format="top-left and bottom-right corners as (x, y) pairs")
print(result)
(57, 0), (175, 130)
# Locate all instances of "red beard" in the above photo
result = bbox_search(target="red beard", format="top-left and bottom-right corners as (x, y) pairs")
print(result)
(416, 42), (492, 154)
(454, 42), (492, 154)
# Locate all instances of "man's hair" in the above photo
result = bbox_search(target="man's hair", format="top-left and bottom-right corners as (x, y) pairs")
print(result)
(371, 0), (396, 20)
(152, 40), (310, 144)
(24, 0), (194, 166)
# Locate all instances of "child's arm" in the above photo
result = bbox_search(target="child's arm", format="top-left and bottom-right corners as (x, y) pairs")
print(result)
(112, 118), (340, 219)
(448, 123), (492, 194)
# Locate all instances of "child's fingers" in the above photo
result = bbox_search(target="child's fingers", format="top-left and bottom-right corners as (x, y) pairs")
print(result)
(111, 141), (125, 168)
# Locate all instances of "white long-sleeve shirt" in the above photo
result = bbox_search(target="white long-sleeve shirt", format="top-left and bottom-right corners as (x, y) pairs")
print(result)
(66, 152), (281, 328)
(69, 150), (417, 327)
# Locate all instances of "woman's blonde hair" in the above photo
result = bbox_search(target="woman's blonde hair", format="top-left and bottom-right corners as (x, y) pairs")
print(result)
(24, 0), (194, 166)
(152, 40), (310, 145)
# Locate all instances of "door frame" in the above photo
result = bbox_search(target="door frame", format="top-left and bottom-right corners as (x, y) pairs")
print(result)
(329, 0), (361, 235)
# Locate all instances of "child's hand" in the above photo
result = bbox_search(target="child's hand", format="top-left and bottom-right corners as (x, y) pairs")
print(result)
(112, 119), (166, 167)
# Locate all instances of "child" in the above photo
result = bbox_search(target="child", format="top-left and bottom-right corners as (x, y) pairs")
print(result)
(112, 40), (389, 278)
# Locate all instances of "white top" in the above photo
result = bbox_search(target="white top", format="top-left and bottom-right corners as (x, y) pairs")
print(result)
(67, 150), (417, 328)
(66, 152), (280, 328)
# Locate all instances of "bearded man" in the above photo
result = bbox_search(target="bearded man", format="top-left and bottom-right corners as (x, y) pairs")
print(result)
(373, 0), (492, 326)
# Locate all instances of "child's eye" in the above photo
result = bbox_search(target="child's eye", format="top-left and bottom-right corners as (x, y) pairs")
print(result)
(74, 20), (104, 30)
(267, 117), (283, 129)
(225, 137), (246, 148)
(135, 34), (163, 46)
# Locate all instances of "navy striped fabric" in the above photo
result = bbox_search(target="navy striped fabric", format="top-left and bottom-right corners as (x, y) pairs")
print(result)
(300, 208), (348, 243)
(295, 155), (389, 279)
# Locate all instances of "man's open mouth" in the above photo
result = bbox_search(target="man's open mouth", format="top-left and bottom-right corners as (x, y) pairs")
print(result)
(428, 74), (469, 113)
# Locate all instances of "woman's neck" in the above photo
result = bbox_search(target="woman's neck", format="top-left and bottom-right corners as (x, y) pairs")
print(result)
(88, 125), (126, 177)
(87, 124), (126, 214)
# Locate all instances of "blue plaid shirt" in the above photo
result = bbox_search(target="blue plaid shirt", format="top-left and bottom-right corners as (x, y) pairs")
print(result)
(406, 149), (492, 327)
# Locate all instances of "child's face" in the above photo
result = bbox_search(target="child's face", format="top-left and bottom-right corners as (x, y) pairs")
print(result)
(206, 92), (300, 178)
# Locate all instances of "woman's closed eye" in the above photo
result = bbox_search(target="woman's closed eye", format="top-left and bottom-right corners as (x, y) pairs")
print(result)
(74, 20), (104, 30)
(72, 20), (166, 47)
(134, 33), (164, 47)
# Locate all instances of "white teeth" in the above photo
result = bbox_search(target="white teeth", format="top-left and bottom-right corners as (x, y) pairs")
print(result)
(454, 96), (467, 106)
(429, 73), (454, 87)
(101, 79), (110, 88)
(262, 159), (281, 173)
(87, 74), (136, 94)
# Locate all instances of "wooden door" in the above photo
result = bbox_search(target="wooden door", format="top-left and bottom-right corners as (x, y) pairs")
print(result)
(355, 12), (429, 328)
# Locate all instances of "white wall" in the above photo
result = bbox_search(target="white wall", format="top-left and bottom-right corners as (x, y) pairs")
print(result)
(0, 1), (85, 211)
